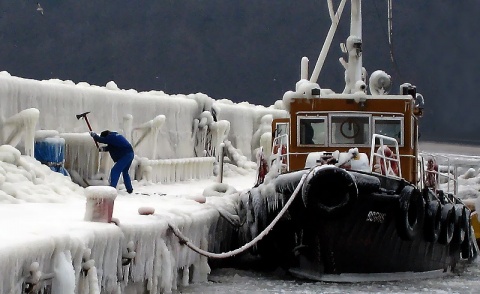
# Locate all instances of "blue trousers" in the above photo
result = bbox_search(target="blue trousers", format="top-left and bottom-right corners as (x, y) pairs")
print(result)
(110, 152), (134, 191)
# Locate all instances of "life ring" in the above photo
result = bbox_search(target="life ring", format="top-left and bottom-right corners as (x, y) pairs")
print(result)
(272, 144), (287, 164)
(396, 185), (425, 240)
(438, 203), (455, 245)
(375, 146), (399, 176)
(423, 200), (442, 242)
(302, 165), (358, 218)
(452, 204), (467, 244)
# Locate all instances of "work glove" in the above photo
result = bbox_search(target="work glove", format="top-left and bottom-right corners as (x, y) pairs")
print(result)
(98, 146), (107, 152)
(90, 131), (97, 137)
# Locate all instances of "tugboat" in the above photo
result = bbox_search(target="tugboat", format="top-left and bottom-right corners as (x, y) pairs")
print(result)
(243, 0), (478, 282)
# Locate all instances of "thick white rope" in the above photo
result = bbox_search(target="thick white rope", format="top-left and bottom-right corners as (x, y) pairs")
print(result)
(168, 174), (307, 259)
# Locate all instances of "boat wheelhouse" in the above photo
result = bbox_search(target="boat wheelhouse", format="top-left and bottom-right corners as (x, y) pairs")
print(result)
(243, 0), (477, 282)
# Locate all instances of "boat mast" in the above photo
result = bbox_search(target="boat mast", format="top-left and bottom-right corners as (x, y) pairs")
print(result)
(309, 0), (363, 94)
(309, 0), (347, 84)
(343, 0), (363, 94)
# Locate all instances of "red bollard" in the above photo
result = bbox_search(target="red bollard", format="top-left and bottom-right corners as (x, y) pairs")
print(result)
(84, 186), (117, 223)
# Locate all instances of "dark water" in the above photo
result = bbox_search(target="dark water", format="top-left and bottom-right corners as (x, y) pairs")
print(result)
(177, 258), (480, 294)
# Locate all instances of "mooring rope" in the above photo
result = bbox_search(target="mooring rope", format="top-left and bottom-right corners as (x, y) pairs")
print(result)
(168, 174), (307, 259)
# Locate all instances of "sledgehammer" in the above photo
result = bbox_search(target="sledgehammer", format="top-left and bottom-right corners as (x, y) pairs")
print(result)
(76, 111), (99, 148)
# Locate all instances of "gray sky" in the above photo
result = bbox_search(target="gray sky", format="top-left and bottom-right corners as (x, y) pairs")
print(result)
(0, 1), (478, 144)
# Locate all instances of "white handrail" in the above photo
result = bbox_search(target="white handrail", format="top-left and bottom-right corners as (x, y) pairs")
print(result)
(370, 134), (402, 178)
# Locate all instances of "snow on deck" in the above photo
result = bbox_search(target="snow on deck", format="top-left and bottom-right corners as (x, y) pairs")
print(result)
(0, 150), (254, 293)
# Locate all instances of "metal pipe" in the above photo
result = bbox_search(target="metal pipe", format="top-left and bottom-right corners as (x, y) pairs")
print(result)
(301, 57), (309, 80)
(218, 143), (225, 183)
(310, 0), (347, 83)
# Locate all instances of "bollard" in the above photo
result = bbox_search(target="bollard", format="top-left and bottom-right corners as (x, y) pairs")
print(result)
(84, 186), (117, 223)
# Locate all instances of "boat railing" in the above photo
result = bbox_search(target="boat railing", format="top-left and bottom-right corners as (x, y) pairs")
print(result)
(370, 134), (402, 179)
(418, 152), (479, 197)
(271, 134), (289, 173)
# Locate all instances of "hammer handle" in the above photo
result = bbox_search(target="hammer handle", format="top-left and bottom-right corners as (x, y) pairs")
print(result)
(84, 116), (99, 148)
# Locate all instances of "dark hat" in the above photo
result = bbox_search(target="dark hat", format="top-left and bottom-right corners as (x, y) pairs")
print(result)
(100, 130), (111, 137)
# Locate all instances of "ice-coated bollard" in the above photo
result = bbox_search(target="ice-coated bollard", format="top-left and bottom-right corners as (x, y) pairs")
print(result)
(84, 186), (117, 223)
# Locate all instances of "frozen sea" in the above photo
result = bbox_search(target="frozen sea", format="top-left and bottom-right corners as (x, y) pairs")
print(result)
(176, 141), (480, 294)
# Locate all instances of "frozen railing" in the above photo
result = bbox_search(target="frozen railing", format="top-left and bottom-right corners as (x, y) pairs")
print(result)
(0, 108), (39, 157)
(270, 134), (289, 173)
(61, 133), (101, 183)
(131, 115), (166, 159)
(370, 134), (402, 178)
(137, 157), (215, 183)
(61, 112), (217, 185)
(420, 152), (480, 196)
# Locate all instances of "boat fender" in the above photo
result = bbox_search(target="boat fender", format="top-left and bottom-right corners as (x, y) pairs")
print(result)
(349, 172), (381, 195)
(423, 201), (442, 242)
(396, 186), (424, 241)
(202, 183), (238, 197)
(452, 204), (468, 245)
(301, 165), (358, 217)
(461, 209), (475, 259)
(275, 170), (309, 195)
(438, 203), (455, 245)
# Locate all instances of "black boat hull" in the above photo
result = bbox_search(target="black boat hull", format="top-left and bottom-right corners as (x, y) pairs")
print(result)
(245, 165), (477, 281)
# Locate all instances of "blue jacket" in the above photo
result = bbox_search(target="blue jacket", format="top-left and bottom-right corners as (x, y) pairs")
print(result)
(93, 132), (133, 162)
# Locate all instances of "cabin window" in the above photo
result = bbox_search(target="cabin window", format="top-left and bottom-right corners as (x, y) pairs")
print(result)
(297, 117), (326, 146)
(330, 115), (370, 145)
(374, 117), (403, 145)
(274, 122), (289, 145)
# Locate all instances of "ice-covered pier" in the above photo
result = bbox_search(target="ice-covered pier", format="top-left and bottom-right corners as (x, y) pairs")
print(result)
(0, 156), (251, 293)
(0, 72), (279, 293)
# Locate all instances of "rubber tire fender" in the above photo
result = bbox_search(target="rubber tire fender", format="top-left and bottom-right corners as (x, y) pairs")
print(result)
(302, 166), (358, 218)
(438, 203), (455, 245)
(396, 186), (425, 241)
(452, 204), (467, 245)
(424, 201), (442, 242)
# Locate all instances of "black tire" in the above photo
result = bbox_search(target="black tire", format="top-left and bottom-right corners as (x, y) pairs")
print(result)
(438, 203), (456, 245)
(396, 186), (425, 241)
(424, 201), (442, 242)
(452, 204), (467, 245)
(302, 166), (358, 217)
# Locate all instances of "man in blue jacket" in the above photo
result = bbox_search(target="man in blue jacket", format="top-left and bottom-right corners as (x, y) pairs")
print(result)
(90, 130), (134, 194)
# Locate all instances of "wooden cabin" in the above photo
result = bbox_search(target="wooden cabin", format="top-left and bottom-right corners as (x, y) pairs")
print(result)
(272, 94), (423, 184)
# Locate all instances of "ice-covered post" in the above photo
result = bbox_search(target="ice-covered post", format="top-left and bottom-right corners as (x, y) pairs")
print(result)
(131, 115), (165, 159)
(344, 0), (363, 94)
(0, 108), (39, 157)
(123, 114), (133, 143)
(301, 57), (309, 80)
(217, 142), (225, 183)
(84, 186), (117, 223)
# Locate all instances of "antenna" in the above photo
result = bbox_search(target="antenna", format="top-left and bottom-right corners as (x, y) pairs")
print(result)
(388, 0), (393, 46)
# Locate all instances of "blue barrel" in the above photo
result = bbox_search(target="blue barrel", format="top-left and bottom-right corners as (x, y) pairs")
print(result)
(34, 137), (69, 176)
